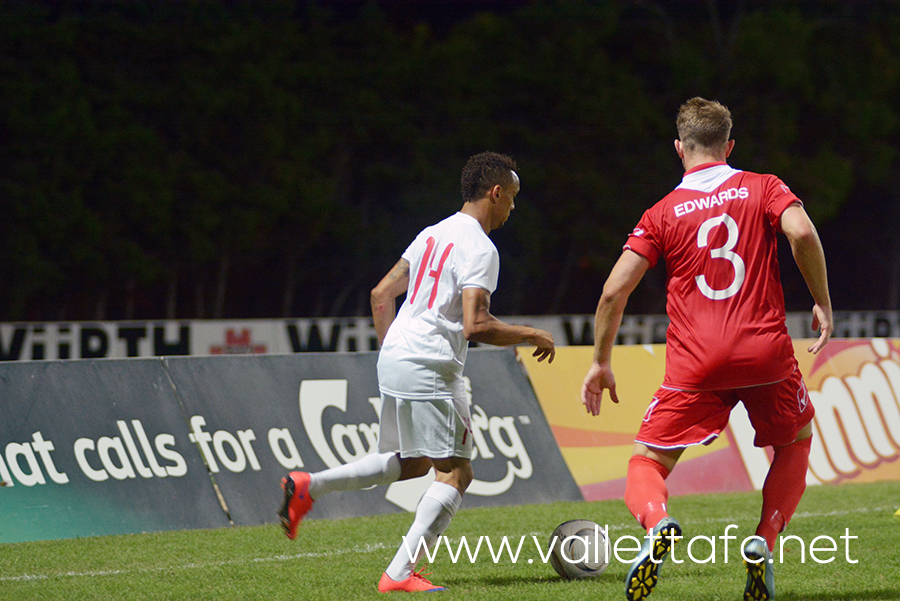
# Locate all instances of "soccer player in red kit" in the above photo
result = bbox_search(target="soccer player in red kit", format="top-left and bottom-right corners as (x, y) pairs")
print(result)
(581, 97), (832, 601)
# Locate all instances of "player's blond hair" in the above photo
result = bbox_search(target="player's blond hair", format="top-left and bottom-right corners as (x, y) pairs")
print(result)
(676, 97), (732, 152)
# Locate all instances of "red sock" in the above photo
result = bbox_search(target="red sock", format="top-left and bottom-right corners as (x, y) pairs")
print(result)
(756, 436), (812, 550)
(624, 455), (671, 531)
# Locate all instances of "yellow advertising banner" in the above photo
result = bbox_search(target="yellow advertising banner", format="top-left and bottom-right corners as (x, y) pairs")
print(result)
(518, 339), (900, 501)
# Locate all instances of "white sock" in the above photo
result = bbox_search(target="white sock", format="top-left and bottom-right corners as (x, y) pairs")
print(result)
(385, 481), (462, 581)
(307, 452), (401, 500)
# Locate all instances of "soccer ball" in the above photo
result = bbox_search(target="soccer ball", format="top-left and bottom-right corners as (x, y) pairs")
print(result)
(548, 519), (610, 580)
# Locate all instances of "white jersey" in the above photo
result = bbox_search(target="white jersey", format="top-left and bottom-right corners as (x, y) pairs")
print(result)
(377, 212), (499, 399)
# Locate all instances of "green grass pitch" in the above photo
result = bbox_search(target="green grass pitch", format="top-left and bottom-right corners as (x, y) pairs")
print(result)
(1, 480), (897, 600)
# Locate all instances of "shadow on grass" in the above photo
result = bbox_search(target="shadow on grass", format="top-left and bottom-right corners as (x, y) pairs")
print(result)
(779, 589), (900, 601)
(444, 573), (613, 587)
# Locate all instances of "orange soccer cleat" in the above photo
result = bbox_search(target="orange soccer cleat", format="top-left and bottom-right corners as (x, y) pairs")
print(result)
(278, 472), (314, 540)
(377, 567), (446, 593)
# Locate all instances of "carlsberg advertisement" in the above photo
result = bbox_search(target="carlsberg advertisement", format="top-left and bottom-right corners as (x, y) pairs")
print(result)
(0, 350), (581, 543)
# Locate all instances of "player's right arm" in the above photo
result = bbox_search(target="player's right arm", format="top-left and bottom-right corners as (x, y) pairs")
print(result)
(371, 259), (410, 346)
(780, 203), (833, 354)
(581, 249), (650, 416)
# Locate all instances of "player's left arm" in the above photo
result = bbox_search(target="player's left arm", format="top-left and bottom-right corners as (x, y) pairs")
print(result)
(780, 202), (833, 354)
(461, 287), (555, 362)
(371, 259), (410, 346)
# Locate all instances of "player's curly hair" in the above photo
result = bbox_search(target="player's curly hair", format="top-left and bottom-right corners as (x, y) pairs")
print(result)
(460, 152), (517, 203)
(677, 97), (732, 152)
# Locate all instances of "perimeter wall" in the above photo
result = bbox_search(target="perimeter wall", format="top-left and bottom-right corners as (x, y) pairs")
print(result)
(520, 339), (900, 500)
(3, 311), (899, 360)
(2, 338), (899, 543)
(0, 350), (580, 543)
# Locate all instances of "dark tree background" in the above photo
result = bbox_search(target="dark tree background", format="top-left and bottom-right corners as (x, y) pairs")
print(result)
(1, 0), (898, 322)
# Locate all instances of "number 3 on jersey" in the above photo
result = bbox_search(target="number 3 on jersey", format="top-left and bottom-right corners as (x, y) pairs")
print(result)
(410, 237), (454, 309)
(695, 213), (745, 300)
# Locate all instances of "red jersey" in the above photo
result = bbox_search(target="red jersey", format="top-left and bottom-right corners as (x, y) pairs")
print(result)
(625, 162), (799, 390)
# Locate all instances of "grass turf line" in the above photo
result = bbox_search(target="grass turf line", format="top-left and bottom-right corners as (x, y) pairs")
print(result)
(0, 480), (897, 600)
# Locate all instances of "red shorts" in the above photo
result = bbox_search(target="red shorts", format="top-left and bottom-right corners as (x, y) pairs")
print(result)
(635, 367), (814, 449)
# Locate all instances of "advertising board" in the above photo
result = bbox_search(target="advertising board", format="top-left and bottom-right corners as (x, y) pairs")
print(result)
(0, 349), (580, 543)
(4, 311), (896, 361)
(518, 340), (900, 500)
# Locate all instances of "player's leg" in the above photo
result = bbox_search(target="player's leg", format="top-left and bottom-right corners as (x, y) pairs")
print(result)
(742, 371), (815, 548)
(744, 419), (812, 601)
(379, 395), (473, 593)
(741, 370), (815, 600)
(624, 445), (681, 531)
(625, 387), (731, 601)
(624, 445), (683, 601)
(379, 457), (470, 592)
(280, 393), (411, 539)
(757, 422), (813, 548)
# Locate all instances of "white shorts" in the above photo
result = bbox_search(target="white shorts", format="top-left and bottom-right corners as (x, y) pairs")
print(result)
(377, 393), (474, 459)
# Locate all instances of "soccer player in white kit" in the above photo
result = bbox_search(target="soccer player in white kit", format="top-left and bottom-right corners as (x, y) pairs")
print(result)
(279, 152), (555, 593)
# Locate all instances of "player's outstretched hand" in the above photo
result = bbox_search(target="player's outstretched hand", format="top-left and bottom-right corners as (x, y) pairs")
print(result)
(529, 329), (555, 363)
(808, 303), (833, 354)
(581, 362), (618, 416)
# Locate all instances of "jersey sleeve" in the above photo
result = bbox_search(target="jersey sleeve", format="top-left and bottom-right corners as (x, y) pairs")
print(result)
(623, 207), (662, 268)
(764, 175), (802, 231)
(400, 231), (424, 264)
(459, 248), (499, 293)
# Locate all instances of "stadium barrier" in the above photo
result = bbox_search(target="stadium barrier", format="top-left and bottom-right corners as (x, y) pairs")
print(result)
(5, 338), (899, 544)
(0, 349), (581, 544)
(518, 339), (900, 501)
(3, 310), (900, 360)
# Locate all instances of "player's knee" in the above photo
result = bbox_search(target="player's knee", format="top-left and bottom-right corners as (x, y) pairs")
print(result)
(457, 461), (474, 491)
(432, 458), (473, 493)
